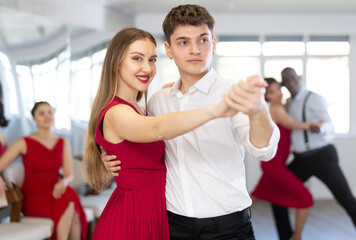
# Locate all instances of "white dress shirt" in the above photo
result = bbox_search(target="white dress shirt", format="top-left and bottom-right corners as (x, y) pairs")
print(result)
(148, 68), (279, 218)
(288, 86), (334, 154)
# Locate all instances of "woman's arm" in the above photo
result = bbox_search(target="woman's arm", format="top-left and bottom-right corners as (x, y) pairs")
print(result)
(52, 139), (73, 199)
(104, 99), (236, 143)
(0, 138), (26, 198)
(0, 138), (26, 172)
(61, 139), (73, 184)
(271, 104), (310, 130)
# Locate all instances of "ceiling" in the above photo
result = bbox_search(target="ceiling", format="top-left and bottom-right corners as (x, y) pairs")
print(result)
(0, 6), (62, 46)
(1, 0), (356, 46)
(101, 0), (356, 14)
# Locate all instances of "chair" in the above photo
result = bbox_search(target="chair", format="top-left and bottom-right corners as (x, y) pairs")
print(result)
(0, 222), (53, 240)
(72, 158), (112, 223)
(0, 179), (52, 240)
(3, 163), (55, 229)
(3, 163), (95, 240)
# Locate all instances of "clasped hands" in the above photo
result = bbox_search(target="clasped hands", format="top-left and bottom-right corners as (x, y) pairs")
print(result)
(309, 120), (324, 133)
(224, 74), (267, 116)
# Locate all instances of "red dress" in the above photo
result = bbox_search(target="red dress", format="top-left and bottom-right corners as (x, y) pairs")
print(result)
(251, 124), (313, 208)
(93, 96), (169, 240)
(21, 137), (87, 240)
(0, 140), (6, 156)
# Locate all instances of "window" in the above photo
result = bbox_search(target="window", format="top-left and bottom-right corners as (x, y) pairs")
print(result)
(306, 37), (350, 133)
(70, 47), (107, 122)
(216, 37), (261, 81)
(0, 51), (18, 114)
(216, 57), (261, 82)
(16, 48), (71, 130)
(213, 35), (350, 134)
(16, 65), (33, 118)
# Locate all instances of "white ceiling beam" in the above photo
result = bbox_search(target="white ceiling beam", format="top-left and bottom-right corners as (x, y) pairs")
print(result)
(0, 0), (134, 33)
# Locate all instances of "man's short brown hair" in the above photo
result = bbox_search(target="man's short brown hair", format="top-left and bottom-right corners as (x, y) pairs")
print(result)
(162, 4), (215, 45)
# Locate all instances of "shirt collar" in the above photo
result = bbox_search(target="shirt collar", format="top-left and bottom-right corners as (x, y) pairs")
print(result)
(170, 79), (182, 96)
(194, 68), (217, 94)
(293, 86), (308, 102)
(169, 68), (217, 97)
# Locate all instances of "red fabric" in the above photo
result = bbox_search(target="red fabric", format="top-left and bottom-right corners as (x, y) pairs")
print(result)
(0, 141), (6, 156)
(251, 124), (313, 208)
(22, 137), (87, 240)
(93, 96), (169, 240)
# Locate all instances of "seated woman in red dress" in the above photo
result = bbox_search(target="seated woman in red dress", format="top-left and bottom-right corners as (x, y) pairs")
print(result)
(0, 102), (87, 240)
(251, 78), (322, 240)
(82, 27), (239, 240)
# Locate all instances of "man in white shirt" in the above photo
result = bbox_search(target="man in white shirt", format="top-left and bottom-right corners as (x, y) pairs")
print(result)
(272, 67), (356, 240)
(102, 4), (279, 239)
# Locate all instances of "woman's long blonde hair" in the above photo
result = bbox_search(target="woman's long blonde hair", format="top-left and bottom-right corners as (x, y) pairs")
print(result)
(82, 27), (156, 191)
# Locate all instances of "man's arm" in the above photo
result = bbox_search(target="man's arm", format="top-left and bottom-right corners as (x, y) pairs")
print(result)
(248, 104), (274, 148)
(225, 75), (275, 147)
(309, 94), (334, 134)
(100, 147), (121, 177)
(225, 75), (279, 161)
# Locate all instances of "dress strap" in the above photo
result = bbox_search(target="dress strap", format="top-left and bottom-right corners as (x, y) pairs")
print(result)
(302, 91), (312, 150)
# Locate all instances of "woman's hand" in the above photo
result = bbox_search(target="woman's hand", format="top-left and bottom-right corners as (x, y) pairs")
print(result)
(162, 82), (175, 89)
(52, 180), (67, 199)
(0, 176), (8, 199)
(224, 75), (268, 116)
(209, 98), (238, 118)
(309, 119), (324, 133)
(210, 75), (268, 118)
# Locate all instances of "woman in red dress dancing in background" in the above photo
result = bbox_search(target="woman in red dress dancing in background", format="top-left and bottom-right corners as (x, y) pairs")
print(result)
(82, 27), (238, 240)
(0, 102), (87, 240)
(251, 78), (321, 240)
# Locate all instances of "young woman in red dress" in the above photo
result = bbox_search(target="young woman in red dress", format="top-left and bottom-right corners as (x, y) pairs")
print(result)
(82, 27), (239, 240)
(251, 78), (321, 240)
(0, 102), (87, 240)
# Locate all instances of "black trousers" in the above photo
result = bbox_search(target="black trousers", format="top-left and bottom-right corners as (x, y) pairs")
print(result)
(168, 209), (255, 240)
(272, 144), (356, 240)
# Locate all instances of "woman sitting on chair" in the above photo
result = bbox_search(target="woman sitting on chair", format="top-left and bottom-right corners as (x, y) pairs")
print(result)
(0, 101), (87, 240)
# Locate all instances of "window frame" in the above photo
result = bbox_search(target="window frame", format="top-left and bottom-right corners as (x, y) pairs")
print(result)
(214, 35), (352, 136)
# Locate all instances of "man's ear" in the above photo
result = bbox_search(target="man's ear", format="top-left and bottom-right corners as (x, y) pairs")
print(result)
(164, 41), (173, 59)
(212, 35), (217, 55)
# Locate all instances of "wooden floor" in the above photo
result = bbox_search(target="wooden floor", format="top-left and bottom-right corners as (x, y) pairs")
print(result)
(2, 198), (355, 239)
(251, 199), (356, 240)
